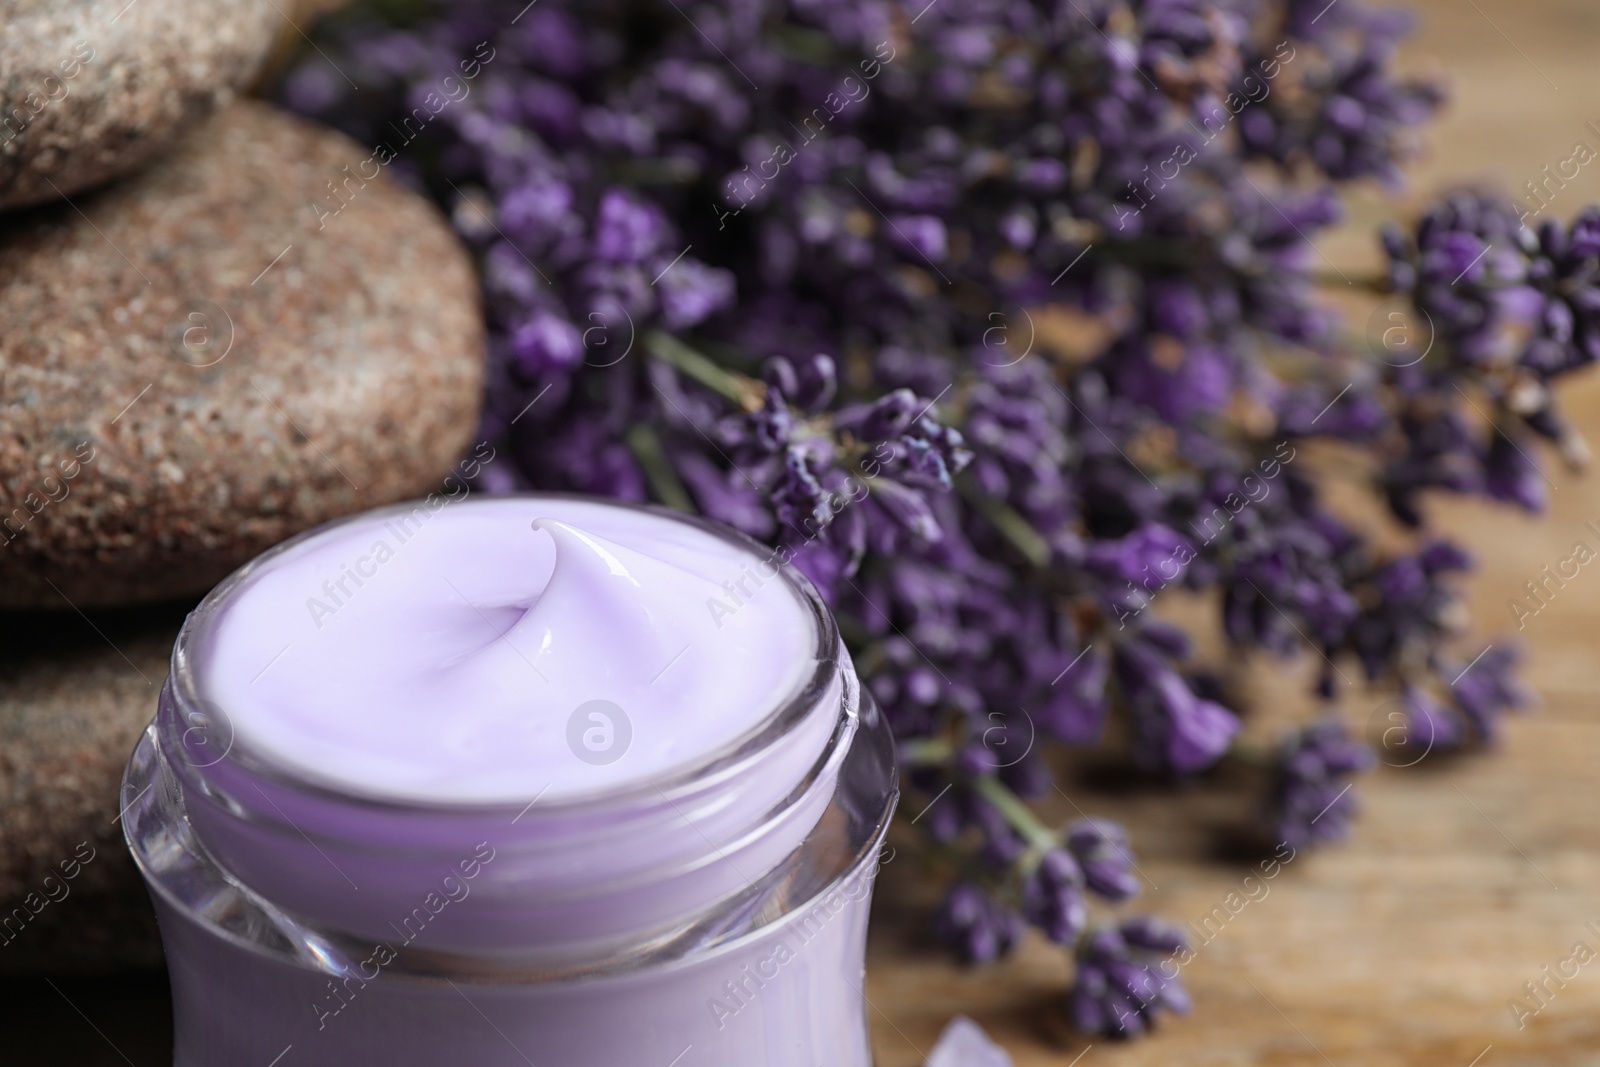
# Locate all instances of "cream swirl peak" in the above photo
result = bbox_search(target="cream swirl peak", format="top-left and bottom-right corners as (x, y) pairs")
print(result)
(198, 496), (816, 805)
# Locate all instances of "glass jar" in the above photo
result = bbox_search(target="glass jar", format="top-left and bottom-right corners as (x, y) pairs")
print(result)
(122, 499), (897, 1066)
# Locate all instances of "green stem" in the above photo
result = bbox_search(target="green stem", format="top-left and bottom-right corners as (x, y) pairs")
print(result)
(1227, 738), (1275, 768)
(1312, 270), (1389, 292)
(1088, 238), (1198, 271)
(899, 738), (954, 766)
(607, 157), (701, 187)
(769, 22), (842, 63)
(959, 482), (1052, 570)
(645, 330), (760, 408)
(971, 774), (1059, 853)
(624, 423), (694, 512)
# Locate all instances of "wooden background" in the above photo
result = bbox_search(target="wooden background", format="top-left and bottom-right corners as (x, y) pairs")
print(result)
(866, 1), (1600, 1063)
(9, 0), (1600, 1064)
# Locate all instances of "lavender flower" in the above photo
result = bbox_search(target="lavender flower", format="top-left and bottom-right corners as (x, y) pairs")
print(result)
(276, 0), (1560, 1039)
(1067, 819), (1142, 902)
(1448, 645), (1527, 740)
(1020, 850), (1088, 945)
(1382, 194), (1600, 523)
(1116, 639), (1240, 774)
(933, 882), (1023, 965)
(1068, 922), (1192, 1038)
(1399, 686), (1465, 754)
(1267, 719), (1375, 848)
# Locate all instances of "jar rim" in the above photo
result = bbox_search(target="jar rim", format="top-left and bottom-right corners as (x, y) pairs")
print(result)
(165, 492), (841, 817)
(122, 688), (899, 983)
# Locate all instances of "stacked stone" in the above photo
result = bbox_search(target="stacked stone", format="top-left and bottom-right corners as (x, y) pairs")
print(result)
(0, 0), (486, 971)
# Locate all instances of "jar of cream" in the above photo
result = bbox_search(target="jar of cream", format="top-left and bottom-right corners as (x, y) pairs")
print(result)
(121, 495), (896, 1066)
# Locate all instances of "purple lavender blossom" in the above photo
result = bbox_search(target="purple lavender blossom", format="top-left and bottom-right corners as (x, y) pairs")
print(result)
(1116, 639), (1240, 773)
(1268, 719), (1375, 848)
(276, 0), (1560, 1039)
(1449, 645), (1527, 740)
(1020, 850), (1088, 945)
(1067, 819), (1142, 902)
(933, 882), (1023, 965)
(1068, 923), (1192, 1038)
(1381, 194), (1600, 522)
(1086, 524), (1195, 587)
(1399, 686), (1465, 755)
(1037, 645), (1110, 744)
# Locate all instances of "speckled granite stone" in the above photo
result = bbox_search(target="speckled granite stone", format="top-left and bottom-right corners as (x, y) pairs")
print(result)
(0, 0), (282, 210)
(0, 606), (181, 974)
(0, 99), (486, 608)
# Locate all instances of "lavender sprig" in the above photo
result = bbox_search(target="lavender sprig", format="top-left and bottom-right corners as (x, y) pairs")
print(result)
(273, 0), (1584, 1039)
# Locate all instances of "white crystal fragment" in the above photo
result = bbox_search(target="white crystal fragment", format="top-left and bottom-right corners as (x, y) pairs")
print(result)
(925, 1015), (1014, 1067)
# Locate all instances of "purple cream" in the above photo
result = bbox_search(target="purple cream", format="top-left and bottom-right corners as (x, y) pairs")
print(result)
(122, 496), (897, 1066)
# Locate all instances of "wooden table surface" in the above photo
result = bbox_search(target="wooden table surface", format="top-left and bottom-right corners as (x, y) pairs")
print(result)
(867, 1), (1600, 1063)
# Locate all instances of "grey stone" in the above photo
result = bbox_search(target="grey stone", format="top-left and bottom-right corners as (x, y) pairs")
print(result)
(0, 99), (486, 608)
(0, 605), (180, 973)
(0, 0), (283, 210)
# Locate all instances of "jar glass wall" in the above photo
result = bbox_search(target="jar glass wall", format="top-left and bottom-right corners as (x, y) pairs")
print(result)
(122, 498), (898, 1066)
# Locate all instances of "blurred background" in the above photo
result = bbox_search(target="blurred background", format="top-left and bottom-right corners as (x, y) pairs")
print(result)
(5, 0), (1600, 1064)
